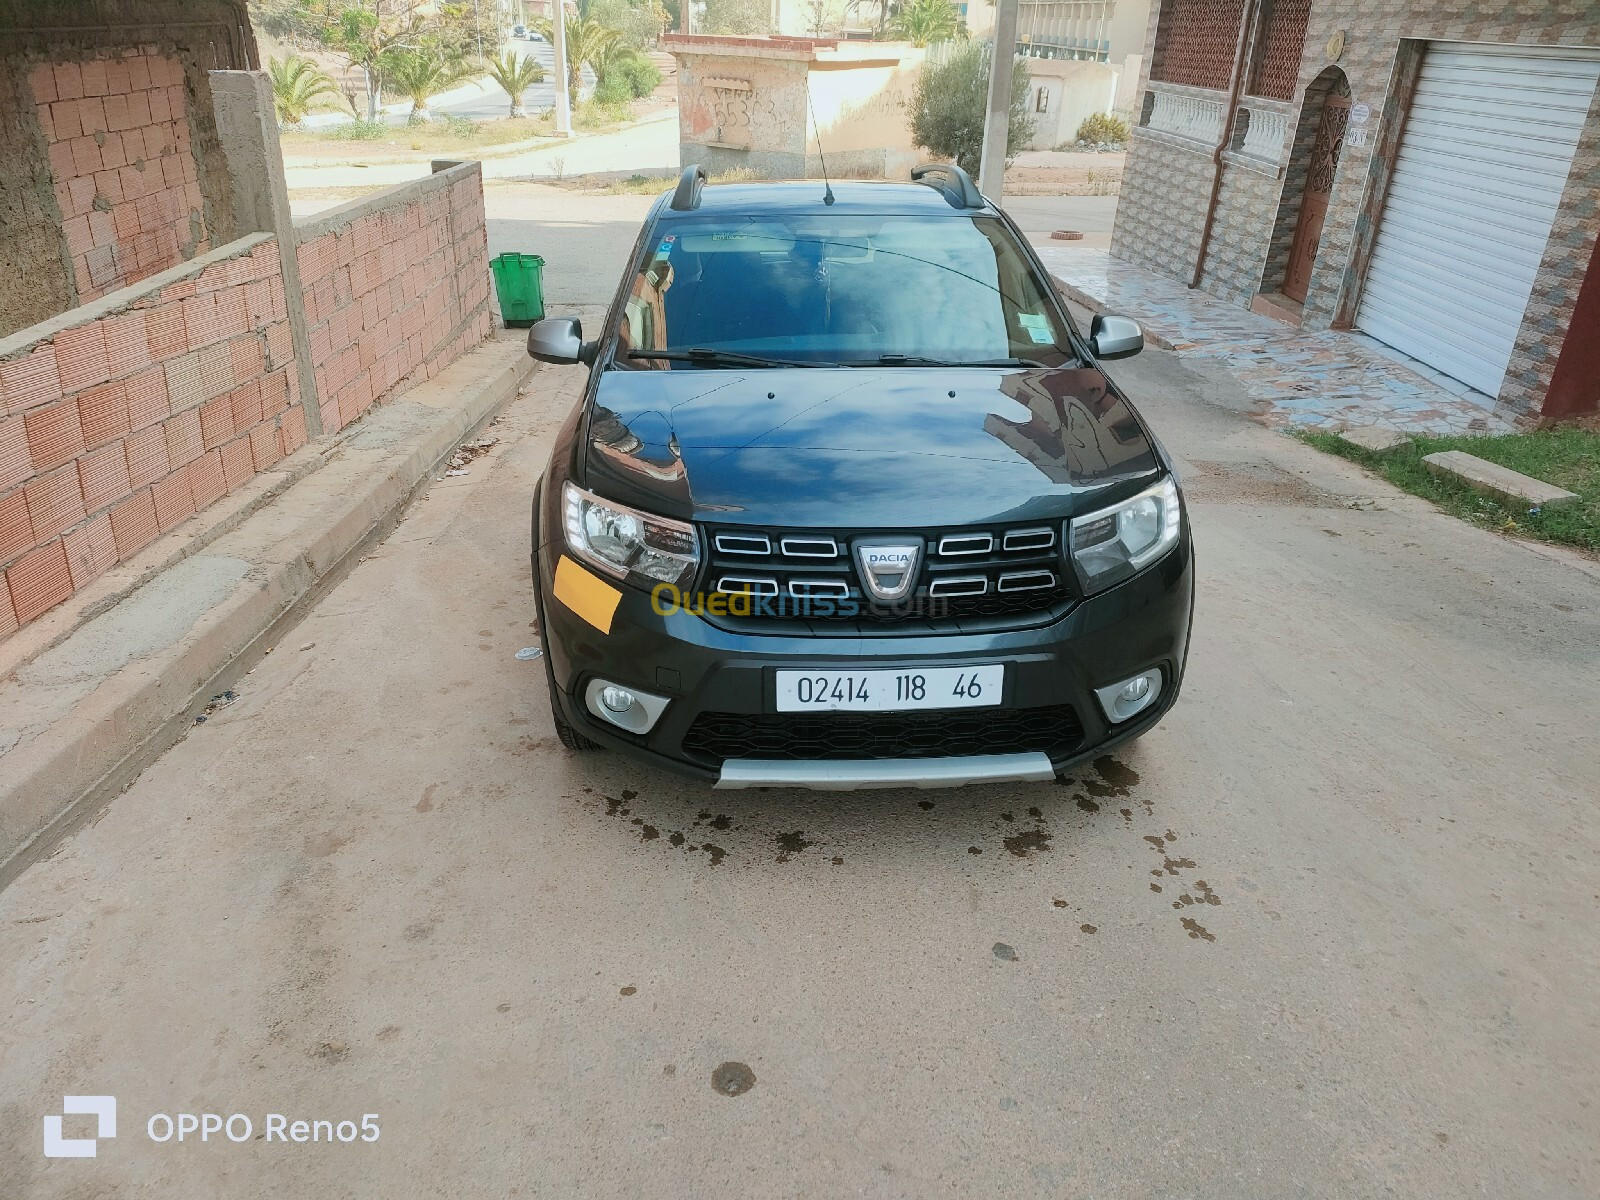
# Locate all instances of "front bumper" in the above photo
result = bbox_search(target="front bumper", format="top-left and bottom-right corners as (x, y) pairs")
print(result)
(534, 536), (1193, 786)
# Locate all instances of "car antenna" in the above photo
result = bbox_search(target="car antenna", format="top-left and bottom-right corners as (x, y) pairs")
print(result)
(807, 93), (835, 206)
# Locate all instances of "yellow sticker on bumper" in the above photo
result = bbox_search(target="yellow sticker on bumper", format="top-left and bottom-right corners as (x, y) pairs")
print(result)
(553, 555), (622, 634)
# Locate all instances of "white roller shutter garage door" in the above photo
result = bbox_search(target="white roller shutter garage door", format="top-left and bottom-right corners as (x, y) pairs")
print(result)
(1355, 45), (1600, 397)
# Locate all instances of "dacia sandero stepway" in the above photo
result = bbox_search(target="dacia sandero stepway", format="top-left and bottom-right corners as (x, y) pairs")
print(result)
(527, 162), (1193, 789)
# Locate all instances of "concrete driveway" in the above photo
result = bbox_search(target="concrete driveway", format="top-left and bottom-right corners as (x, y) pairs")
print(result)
(2, 224), (1598, 1196)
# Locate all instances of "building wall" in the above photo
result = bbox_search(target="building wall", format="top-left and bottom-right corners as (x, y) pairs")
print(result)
(1018, 0), (1151, 66)
(671, 36), (927, 180)
(294, 164), (494, 436)
(0, 235), (301, 636)
(1113, 0), (1600, 423)
(27, 49), (208, 306)
(1024, 59), (1122, 148)
(0, 0), (255, 338)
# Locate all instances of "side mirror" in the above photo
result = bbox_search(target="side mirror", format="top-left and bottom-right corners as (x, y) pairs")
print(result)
(527, 316), (586, 364)
(1090, 314), (1144, 361)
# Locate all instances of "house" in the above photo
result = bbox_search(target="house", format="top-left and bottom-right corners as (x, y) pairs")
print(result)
(1014, 0), (1150, 148)
(1113, 0), (1600, 424)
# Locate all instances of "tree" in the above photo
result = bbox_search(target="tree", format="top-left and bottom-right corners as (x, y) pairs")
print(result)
(908, 40), (1033, 173)
(485, 50), (546, 118)
(251, 0), (326, 48)
(533, 12), (622, 103)
(892, 0), (962, 47)
(268, 54), (343, 125)
(385, 45), (479, 121)
(586, 0), (668, 50)
(323, 2), (425, 120)
(699, 0), (769, 35)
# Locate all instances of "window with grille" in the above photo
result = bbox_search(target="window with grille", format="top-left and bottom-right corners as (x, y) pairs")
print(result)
(1150, 0), (1247, 91)
(1248, 0), (1312, 100)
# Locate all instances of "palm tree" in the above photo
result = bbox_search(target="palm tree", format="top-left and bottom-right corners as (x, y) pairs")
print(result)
(485, 50), (546, 118)
(534, 12), (622, 104)
(385, 46), (480, 122)
(267, 54), (341, 126)
(892, 0), (963, 47)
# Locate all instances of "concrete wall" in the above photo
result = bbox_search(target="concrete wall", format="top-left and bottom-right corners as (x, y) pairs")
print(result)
(0, 0), (256, 338)
(669, 35), (926, 180)
(1025, 59), (1121, 148)
(1112, 0), (1600, 424)
(294, 164), (494, 436)
(0, 236), (302, 637)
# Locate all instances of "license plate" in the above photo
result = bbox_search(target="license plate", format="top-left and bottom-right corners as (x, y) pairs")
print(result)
(775, 665), (1004, 712)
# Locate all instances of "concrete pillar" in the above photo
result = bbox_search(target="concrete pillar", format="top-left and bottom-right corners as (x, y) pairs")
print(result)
(208, 70), (324, 437)
(978, 0), (1022, 199)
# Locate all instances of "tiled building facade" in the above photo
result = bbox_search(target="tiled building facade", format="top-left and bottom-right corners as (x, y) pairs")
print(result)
(1112, 0), (1600, 425)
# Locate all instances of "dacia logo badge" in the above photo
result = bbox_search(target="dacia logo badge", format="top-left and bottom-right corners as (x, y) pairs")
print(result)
(853, 539), (921, 602)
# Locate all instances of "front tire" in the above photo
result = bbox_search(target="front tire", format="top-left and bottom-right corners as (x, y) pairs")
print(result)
(544, 647), (601, 753)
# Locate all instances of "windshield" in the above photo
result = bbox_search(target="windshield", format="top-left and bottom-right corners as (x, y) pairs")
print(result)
(615, 212), (1077, 367)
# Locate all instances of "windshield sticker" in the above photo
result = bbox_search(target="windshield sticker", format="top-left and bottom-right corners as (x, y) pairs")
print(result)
(653, 238), (673, 260)
(1018, 313), (1054, 344)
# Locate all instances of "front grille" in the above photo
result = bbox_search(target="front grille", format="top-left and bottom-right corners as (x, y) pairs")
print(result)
(682, 704), (1083, 764)
(702, 520), (1073, 628)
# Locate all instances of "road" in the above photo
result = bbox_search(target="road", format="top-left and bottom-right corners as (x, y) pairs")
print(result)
(3, 202), (1599, 1197)
(300, 39), (574, 128)
(432, 37), (560, 121)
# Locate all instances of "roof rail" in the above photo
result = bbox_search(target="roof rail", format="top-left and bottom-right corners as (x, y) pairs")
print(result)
(911, 161), (984, 209)
(670, 164), (707, 211)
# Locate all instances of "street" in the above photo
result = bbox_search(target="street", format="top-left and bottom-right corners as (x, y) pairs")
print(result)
(2, 192), (1597, 1195)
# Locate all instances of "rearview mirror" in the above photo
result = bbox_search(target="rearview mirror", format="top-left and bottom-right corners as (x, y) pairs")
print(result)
(1090, 314), (1144, 361)
(528, 316), (590, 364)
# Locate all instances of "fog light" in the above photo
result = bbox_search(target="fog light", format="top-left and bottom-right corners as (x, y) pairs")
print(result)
(584, 678), (670, 734)
(1094, 668), (1163, 724)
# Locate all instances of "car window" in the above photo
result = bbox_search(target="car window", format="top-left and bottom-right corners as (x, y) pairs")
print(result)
(615, 213), (1076, 367)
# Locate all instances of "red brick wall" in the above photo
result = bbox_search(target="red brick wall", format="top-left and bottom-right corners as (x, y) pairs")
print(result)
(0, 236), (306, 638)
(27, 47), (208, 304)
(295, 166), (494, 435)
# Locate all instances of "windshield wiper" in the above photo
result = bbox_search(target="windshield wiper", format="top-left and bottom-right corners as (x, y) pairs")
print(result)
(624, 348), (834, 368)
(845, 354), (1052, 368)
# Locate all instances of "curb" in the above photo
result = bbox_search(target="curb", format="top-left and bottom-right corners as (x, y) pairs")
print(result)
(0, 334), (537, 886)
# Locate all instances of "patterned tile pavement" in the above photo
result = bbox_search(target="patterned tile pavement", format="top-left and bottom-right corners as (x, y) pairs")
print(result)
(1038, 246), (1517, 436)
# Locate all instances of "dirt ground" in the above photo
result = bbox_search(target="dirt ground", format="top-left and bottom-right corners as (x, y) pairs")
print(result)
(1005, 150), (1126, 196)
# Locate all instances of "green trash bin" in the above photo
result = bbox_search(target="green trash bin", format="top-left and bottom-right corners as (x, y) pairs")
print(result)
(490, 252), (546, 328)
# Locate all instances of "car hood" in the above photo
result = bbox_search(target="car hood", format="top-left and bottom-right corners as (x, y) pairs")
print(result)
(580, 366), (1160, 527)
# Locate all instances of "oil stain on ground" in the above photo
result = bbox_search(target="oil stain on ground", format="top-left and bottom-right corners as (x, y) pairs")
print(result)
(1141, 830), (1222, 940)
(712, 1062), (756, 1097)
(775, 831), (814, 862)
(1003, 829), (1052, 858)
(594, 795), (737, 866)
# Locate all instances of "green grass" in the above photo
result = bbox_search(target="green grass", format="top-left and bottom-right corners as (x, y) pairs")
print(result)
(281, 114), (555, 155)
(1300, 426), (1600, 553)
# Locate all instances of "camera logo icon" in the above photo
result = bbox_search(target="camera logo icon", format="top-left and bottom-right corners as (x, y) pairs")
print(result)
(43, 1096), (116, 1158)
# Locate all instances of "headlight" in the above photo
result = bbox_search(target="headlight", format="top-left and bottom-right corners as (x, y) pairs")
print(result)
(1069, 476), (1182, 594)
(563, 481), (699, 588)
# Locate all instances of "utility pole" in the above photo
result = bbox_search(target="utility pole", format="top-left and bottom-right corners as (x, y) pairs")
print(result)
(552, 0), (572, 136)
(977, 0), (1021, 200)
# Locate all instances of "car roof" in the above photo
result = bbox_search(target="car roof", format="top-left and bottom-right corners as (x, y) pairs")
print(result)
(651, 179), (1001, 221)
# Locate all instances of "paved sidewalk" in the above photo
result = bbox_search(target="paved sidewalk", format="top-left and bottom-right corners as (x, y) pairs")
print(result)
(1038, 246), (1515, 435)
